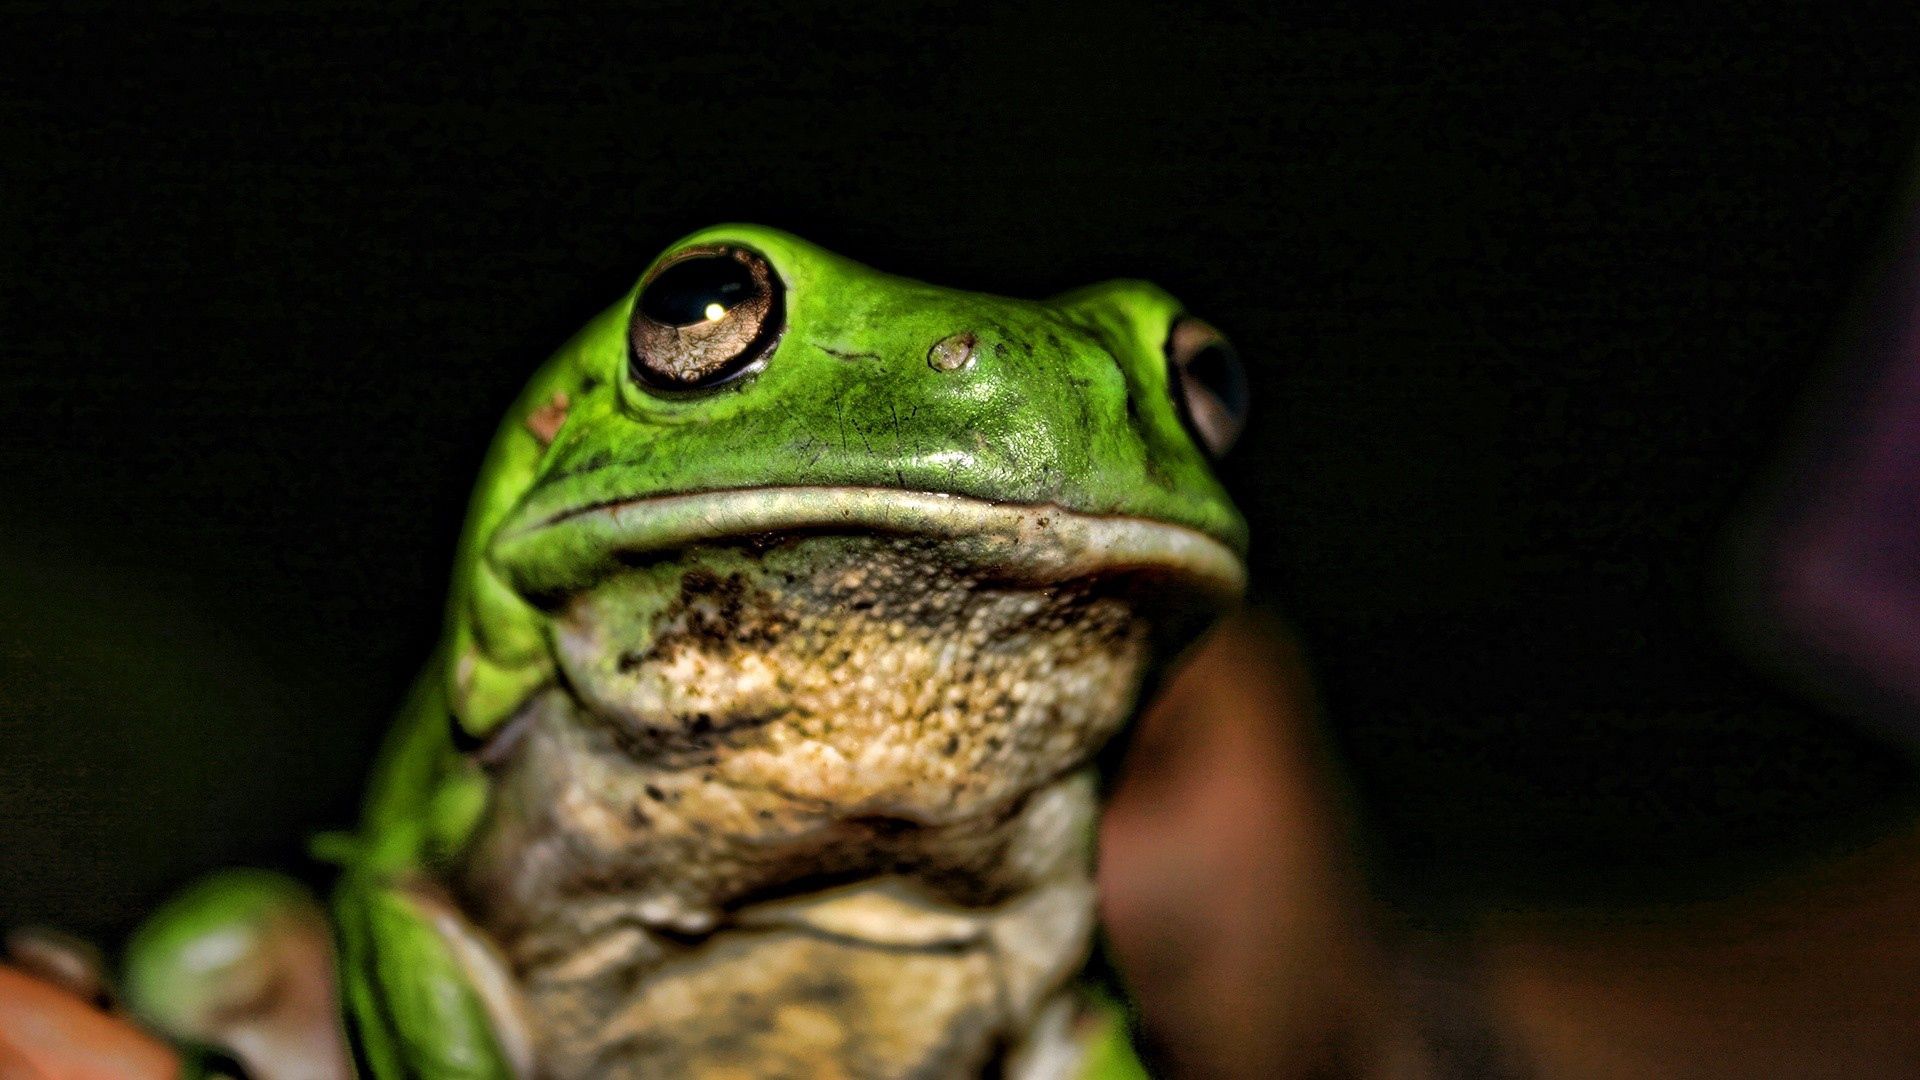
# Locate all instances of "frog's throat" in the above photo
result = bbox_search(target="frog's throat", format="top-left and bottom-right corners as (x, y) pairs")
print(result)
(489, 485), (1247, 604)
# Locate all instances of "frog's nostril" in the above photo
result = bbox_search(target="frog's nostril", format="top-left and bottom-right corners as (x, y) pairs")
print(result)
(926, 331), (978, 373)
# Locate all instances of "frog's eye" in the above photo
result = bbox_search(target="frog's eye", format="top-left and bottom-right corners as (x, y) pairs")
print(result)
(628, 246), (785, 391)
(1164, 316), (1248, 457)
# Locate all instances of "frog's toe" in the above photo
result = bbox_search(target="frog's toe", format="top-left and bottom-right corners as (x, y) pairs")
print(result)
(124, 869), (352, 1080)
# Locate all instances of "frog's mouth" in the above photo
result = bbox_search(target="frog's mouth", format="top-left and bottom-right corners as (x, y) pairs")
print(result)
(489, 485), (1246, 605)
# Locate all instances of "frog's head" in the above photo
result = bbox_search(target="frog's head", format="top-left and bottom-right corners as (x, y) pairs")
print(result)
(448, 225), (1249, 736)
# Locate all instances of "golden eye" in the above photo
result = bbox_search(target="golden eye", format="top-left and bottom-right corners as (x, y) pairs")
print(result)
(1164, 317), (1248, 457)
(627, 246), (784, 391)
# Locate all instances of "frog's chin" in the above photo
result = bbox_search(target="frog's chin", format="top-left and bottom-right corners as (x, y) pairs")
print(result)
(488, 485), (1247, 606)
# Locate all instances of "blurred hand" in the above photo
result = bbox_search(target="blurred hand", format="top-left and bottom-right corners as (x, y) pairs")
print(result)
(0, 965), (177, 1080)
(1099, 613), (1409, 1078)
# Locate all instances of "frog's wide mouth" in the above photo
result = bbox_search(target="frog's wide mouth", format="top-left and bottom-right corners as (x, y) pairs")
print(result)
(488, 485), (1247, 604)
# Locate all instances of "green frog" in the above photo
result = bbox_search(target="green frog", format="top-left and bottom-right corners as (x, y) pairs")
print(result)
(118, 226), (1249, 1079)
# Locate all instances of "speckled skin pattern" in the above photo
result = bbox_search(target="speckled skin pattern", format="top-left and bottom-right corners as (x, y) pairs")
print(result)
(461, 537), (1146, 1077)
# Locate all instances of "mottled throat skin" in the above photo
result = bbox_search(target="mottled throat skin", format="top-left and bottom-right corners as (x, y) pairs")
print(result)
(462, 536), (1175, 1076)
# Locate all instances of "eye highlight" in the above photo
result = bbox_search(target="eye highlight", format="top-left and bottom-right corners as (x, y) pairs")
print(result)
(628, 246), (784, 391)
(1164, 316), (1248, 457)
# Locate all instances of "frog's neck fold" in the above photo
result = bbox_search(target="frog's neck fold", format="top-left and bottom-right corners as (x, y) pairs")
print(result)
(453, 535), (1160, 1079)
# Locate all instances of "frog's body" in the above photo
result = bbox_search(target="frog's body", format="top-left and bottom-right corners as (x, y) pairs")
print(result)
(124, 226), (1248, 1079)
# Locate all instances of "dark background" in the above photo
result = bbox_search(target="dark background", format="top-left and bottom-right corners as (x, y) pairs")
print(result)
(4, 4), (1919, 943)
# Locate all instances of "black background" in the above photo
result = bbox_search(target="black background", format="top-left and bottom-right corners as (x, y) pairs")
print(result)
(4, 4), (1920, 942)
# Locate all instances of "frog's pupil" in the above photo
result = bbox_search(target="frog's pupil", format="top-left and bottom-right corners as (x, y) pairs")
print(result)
(639, 256), (757, 326)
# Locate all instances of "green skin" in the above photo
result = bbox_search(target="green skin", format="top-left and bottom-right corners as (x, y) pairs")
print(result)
(122, 226), (1247, 1078)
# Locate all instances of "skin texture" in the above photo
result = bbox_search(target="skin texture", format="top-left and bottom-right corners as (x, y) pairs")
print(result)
(122, 226), (1248, 1078)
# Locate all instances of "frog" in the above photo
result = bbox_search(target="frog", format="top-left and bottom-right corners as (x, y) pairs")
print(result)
(115, 224), (1250, 1079)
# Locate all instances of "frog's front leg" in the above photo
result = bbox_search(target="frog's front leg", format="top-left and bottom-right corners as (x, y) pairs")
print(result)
(333, 873), (534, 1079)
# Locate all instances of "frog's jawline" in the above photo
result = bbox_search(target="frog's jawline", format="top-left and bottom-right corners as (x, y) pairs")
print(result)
(490, 485), (1247, 602)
